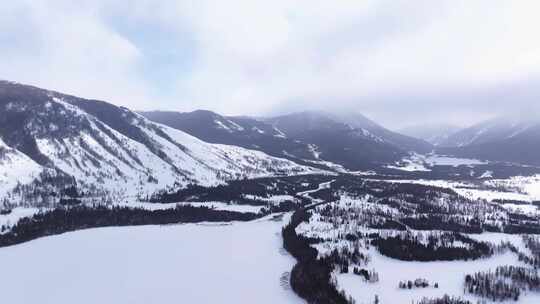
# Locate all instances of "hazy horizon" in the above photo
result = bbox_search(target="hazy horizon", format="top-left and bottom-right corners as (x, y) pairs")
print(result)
(2, 1), (540, 129)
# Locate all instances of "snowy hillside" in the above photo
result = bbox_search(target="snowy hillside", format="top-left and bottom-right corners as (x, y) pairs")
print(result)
(140, 110), (318, 161)
(263, 111), (432, 170)
(0, 81), (320, 206)
(142, 110), (433, 171)
(0, 138), (45, 198)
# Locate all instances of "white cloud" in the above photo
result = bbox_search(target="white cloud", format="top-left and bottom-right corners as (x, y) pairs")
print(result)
(0, 1), (152, 109)
(170, 0), (540, 119)
(1, 0), (540, 126)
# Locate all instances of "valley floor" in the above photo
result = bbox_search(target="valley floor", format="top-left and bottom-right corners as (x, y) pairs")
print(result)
(0, 215), (303, 304)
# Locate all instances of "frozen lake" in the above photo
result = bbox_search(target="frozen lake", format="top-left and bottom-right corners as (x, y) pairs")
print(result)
(0, 215), (303, 304)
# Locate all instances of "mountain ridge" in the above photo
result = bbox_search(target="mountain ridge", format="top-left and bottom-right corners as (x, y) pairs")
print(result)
(0, 81), (320, 207)
(437, 115), (540, 165)
(142, 109), (433, 170)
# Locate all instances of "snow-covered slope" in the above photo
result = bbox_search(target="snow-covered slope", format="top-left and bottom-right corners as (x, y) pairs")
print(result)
(0, 138), (45, 199)
(0, 81), (320, 206)
(139, 110), (317, 161)
(142, 110), (433, 171)
(263, 111), (433, 170)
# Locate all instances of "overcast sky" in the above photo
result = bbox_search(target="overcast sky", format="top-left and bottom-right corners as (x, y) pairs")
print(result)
(1, 1), (540, 129)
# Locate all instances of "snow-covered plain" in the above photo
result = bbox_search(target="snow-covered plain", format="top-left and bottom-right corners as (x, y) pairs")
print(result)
(424, 154), (487, 167)
(0, 215), (303, 304)
(387, 153), (488, 172)
(337, 248), (540, 304)
(486, 175), (540, 201)
(339, 232), (540, 304)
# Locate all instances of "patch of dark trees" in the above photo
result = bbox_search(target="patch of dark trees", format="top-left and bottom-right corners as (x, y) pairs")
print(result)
(368, 219), (407, 231)
(518, 236), (540, 268)
(58, 198), (83, 206)
(308, 188), (340, 202)
(416, 295), (472, 304)
(327, 247), (372, 278)
(352, 268), (370, 281)
(372, 233), (492, 261)
(149, 175), (329, 205)
(332, 177), (458, 199)
(282, 209), (353, 304)
(504, 224), (540, 234)
(504, 213), (540, 234)
(464, 266), (540, 302)
(492, 199), (531, 205)
(401, 216), (483, 234)
(399, 278), (437, 289)
(61, 185), (82, 198)
(0, 205), (258, 248)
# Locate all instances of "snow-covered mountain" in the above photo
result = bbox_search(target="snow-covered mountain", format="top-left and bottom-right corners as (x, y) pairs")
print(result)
(437, 116), (540, 165)
(324, 111), (434, 153)
(0, 81), (320, 206)
(265, 111), (432, 169)
(139, 110), (317, 161)
(143, 110), (433, 170)
(439, 116), (538, 147)
(399, 124), (461, 146)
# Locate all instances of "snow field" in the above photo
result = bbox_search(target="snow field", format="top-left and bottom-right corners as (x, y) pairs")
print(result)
(0, 215), (304, 304)
(337, 247), (540, 304)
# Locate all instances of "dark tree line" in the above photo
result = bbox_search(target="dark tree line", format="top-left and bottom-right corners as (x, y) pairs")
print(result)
(150, 175), (330, 204)
(504, 223), (540, 234)
(464, 266), (540, 301)
(282, 209), (354, 304)
(401, 216), (483, 234)
(0, 205), (258, 248)
(372, 233), (492, 261)
(416, 295), (472, 304)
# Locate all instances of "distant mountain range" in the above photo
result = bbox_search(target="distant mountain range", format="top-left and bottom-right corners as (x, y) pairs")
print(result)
(140, 110), (432, 170)
(1, 80), (539, 208)
(0, 81), (318, 206)
(437, 116), (540, 165)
